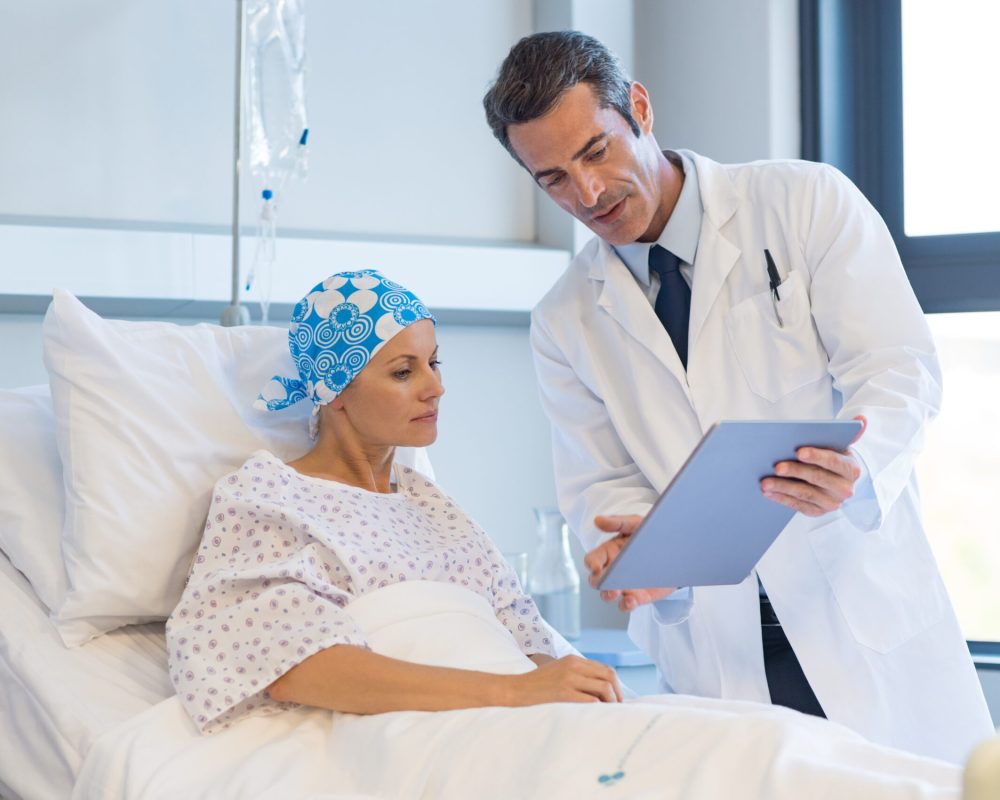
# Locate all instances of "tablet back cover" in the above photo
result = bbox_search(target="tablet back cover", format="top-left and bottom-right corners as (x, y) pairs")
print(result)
(597, 420), (862, 591)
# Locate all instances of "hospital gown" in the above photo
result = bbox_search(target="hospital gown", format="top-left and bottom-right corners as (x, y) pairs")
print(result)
(167, 450), (557, 732)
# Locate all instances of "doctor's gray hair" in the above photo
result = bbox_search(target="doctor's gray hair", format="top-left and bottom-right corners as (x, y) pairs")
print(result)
(483, 31), (641, 166)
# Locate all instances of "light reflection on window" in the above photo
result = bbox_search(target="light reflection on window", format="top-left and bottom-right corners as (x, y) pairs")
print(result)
(916, 311), (1000, 641)
(902, 0), (1000, 236)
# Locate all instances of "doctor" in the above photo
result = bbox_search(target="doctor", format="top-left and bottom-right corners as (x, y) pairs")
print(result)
(482, 31), (993, 763)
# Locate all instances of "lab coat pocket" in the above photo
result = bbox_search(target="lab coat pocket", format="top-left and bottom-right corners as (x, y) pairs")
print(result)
(807, 516), (945, 654)
(724, 270), (829, 403)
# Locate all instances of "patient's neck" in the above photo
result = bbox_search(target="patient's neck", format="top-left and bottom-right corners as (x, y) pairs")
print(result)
(287, 423), (396, 494)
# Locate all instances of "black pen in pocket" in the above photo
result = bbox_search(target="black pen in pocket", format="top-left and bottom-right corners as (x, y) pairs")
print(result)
(764, 249), (784, 328)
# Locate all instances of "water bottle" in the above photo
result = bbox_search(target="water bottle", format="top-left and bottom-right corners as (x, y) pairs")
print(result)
(528, 508), (581, 640)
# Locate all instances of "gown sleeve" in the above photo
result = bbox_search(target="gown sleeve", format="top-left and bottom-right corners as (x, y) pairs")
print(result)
(480, 538), (559, 659)
(166, 458), (369, 733)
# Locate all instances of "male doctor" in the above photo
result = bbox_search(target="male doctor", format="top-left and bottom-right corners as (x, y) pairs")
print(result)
(483, 31), (993, 763)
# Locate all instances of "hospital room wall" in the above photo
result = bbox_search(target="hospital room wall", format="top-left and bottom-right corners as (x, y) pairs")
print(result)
(0, 1), (536, 241)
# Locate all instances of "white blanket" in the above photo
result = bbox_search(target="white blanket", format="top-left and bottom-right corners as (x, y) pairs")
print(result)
(73, 582), (960, 799)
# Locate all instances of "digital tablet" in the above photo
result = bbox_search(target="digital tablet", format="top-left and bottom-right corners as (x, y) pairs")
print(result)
(596, 419), (863, 591)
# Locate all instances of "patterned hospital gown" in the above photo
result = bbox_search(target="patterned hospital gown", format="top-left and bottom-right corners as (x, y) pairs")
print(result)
(167, 450), (557, 732)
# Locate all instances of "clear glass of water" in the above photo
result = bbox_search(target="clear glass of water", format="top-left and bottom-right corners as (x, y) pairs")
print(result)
(527, 508), (581, 640)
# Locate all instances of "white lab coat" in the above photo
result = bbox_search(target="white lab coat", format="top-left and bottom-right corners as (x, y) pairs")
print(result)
(530, 151), (994, 764)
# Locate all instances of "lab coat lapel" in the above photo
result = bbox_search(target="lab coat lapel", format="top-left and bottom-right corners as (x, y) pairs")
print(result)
(686, 152), (741, 351)
(590, 241), (688, 385)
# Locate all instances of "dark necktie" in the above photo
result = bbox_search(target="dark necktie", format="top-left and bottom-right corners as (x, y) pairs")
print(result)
(649, 244), (691, 369)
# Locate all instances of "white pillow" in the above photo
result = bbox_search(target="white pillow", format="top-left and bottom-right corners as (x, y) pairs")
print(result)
(0, 385), (68, 611)
(43, 290), (434, 646)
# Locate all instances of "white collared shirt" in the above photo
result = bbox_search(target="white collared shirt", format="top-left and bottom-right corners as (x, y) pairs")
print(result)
(613, 150), (703, 305)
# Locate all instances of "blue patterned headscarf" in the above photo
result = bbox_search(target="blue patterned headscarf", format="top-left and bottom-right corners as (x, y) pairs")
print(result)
(255, 270), (435, 433)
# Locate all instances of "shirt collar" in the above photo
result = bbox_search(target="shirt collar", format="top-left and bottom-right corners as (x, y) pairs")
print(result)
(614, 150), (703, 287)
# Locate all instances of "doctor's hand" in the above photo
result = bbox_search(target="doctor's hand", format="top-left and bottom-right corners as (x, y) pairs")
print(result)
(761, 415), (868, 518)
(584, 515), (676, 612)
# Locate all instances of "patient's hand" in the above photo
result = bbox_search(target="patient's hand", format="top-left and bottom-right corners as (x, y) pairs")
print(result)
(585, 515), (675, 612)
(505, 655), (621, 705)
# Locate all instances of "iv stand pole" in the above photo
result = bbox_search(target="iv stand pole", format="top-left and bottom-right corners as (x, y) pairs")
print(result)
(221, 0), (250, 326)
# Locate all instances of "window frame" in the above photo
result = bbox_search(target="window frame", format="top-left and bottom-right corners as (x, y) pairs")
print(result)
(800, 0), (1000, 313)
(801, 0), (1000, 654)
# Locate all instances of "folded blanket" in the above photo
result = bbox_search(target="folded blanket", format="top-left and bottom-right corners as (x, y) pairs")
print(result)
(347, 580), (537, 675)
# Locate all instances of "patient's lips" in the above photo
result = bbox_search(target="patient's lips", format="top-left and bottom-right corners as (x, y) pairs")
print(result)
(412, 409), (438, 423)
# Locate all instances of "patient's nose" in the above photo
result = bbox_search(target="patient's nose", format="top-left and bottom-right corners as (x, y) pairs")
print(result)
(422, 369), (445, 399)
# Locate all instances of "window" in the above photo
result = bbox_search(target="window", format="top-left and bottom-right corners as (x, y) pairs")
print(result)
(800, 0), (1000, 313)
(901, 2), (1000, 237)
(917, 312), (1000, 642)
(801, 0), (1000, 644)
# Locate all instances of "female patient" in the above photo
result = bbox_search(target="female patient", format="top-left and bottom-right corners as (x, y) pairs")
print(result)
(167, 270), (619, 732)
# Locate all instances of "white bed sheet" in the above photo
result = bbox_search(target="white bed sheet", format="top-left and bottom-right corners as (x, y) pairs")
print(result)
(74, 580), (962, 800)
(0, 558), (970, 800)
(0, 553), (171, 800)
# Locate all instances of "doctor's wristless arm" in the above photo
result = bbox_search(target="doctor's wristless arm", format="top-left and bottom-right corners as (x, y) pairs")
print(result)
(267, 644), (621, 714)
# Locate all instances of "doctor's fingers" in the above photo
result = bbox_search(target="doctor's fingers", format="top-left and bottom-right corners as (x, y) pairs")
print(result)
(617, 587), (674, 611)
(762, 480), (839, 516)
(584, 537), (626, 579)
(594, 514), (644, 536)
(770, 459), (856, 501)
(794, 447), (863, 483)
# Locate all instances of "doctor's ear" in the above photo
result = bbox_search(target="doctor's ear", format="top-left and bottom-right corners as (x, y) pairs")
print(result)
(629, 82), (654, 135)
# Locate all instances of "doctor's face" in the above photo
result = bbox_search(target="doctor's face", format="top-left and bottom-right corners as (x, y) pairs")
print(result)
(507, 82), (670, 246)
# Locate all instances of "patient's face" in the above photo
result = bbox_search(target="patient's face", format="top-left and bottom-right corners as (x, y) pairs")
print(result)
(337, 319), (444, 448)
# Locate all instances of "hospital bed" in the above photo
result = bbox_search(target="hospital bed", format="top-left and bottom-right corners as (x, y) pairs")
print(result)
(1, 292), (998, 799)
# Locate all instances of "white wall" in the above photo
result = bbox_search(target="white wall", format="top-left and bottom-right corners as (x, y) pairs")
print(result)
(0, 1), (535, 242)
(634, 0), (800, 162)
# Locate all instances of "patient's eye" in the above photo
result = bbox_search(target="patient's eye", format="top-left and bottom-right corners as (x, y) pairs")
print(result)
(543, 173), (565, 189)
(430, 359), (442, 370)
(393, 368), (412, 380)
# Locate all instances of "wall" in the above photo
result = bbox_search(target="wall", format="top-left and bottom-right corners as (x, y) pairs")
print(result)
(0, 1), (534, 242)
(634, 0), (800, 162)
